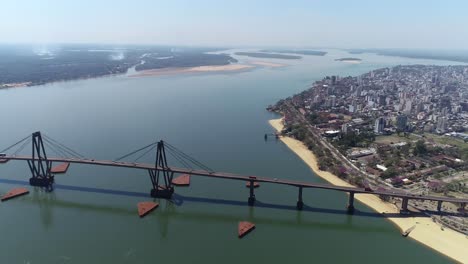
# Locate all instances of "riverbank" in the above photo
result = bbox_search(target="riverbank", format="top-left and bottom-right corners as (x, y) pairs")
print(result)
(129, 64), (254, 77)
(269, 118), (468, 264)
(249, 61), (287, 68)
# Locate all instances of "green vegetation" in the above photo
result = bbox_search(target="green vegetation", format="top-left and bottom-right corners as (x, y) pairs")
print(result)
(413, 140), (428, 156)
(334, 131), (375, 151)
(307, 112), (328, 124)
(346, 48), (468, 64)
(260, 49), (327, 56)
(381, 167), (397, 179)
(375, 134), (418, 144)
(0, 44), (235, 86)
(234, 52), (301, 59)
(423, 134), (468, 160)
(335, 57), (362, 62)
(136, 53), (235, 71)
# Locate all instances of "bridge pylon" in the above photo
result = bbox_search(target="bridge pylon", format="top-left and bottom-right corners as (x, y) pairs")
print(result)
(149, 140), (174, 198)
(27, 131), (54, 189)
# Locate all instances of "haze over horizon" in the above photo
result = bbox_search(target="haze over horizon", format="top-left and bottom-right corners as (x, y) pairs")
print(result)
(1, 0), (468, 50)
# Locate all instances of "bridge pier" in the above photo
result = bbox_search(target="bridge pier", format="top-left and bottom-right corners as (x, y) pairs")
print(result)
(149, 141), (174, 199)
(400, 198), (410, 214)
(458, 202), (466, 213)
(347, 192), (355, 214)
(248, 180), (255, 206)
(296, 187), (304, 210)
(437, 201), (443, 213)
(28, 132), (54, 190)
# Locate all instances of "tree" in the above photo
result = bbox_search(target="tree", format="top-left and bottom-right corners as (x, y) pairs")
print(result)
(413, 140), (428, 156)
(381, 167), (397, 179)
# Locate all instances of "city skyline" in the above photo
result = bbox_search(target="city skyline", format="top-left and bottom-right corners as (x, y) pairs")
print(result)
(1, 0), (468, 49)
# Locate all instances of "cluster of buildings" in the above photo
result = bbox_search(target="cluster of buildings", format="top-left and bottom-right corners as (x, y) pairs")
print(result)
(272, 65), (468, 232)
(275, 65), (468, 192)
(294, 65), (468, 136)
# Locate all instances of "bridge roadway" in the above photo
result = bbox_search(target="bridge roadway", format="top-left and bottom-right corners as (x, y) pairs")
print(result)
(3, 155), (468, 206)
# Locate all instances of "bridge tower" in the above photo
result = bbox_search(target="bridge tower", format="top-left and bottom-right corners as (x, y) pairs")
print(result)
(149, 140), (174, 198)
(27, 131), (54, 189)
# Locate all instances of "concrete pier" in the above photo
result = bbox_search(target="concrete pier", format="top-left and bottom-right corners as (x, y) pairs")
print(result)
(458, 202), (466, 213)
(248, 180), (255, 206)
(400, 198), (410, 214)
(347, 192), (355, 214)
(437, 201), (443, 213)
(296, 187), (304, 210)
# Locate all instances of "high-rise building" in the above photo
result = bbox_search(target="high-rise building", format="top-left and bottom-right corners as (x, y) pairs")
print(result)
(440, 96), (451, 112)
(341, 124), (349, 134)
(396, 114), (408, 131)
(436, 117), (448, 133)
(404, 100), (412, 114)
(330, 95), (336, 107)
(355, 86), (362, 97)
(374, 117), (385, 134)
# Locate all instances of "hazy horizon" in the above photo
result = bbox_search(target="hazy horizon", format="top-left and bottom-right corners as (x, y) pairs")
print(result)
(1, 0), (468, 50)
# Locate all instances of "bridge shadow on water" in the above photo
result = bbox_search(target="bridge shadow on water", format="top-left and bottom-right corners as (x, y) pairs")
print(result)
(1, 178), (454, 225)
(171, 193), (426, 219)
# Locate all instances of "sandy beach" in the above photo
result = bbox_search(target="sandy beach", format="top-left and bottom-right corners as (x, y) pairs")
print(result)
(337, 60), (362, 64)
(249, 61), (287, 68)
(129, 64), (254, 77)
(269, 118), (468, 263)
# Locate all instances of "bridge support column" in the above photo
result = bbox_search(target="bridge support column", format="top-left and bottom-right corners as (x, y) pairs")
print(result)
(458, 202), (466, 213)
(437, 201), (443, 213)
(347, 192), (355, 214)
(27, 132), (54, 190)
(149, 141), (174, 199)
(248, 180), (255, 206)
(400, 198), (410, 214)
(296, 187), (304, 210)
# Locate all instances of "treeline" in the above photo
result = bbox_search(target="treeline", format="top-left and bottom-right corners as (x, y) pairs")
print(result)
(135, 53), (236, 71)
(0, 49), (137, 85)
(334, 130), (375, 152)
(286, 122), (365, 187)
(0, 45), (236, 86)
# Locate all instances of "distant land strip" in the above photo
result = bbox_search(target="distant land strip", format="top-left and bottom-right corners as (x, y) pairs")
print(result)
(347, 48), (468, 63)
(260, 49), (327, 56)
(234, 52), (302, 59)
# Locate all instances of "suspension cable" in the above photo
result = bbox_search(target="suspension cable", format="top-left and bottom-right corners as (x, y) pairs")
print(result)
(43, 138), (77, 158)
(43, 139), (69, 158)
(165, 144), (213, 172)
(42, 134), (85, 158)
(133, 143), (157, 163)
(165, 142), (213, 172)
(114, 142), (158, 161)
(12, 138), (31, 156)
(166, 148), (193, 169)
(0, 134), (31, 153)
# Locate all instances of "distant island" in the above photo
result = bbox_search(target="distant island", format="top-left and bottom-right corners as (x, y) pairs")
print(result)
(0, 44), (237, 87)
(260, 49), (327, 56)
(234, 52), (301, 59)
(346, 48), (468, 63)
(335, 57), (362, 62)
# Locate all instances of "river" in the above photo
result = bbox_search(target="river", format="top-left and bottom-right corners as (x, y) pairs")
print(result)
(0, 49), (462, 263)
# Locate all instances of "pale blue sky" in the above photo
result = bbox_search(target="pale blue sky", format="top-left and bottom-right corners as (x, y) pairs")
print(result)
(1, 0), (467, 49)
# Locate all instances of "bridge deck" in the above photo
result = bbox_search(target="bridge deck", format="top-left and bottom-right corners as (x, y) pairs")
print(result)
(3, 155), (468, 204)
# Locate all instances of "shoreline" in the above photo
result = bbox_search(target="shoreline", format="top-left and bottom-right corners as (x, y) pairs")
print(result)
(129, 64), (254, 77)
(0, 64), (255, 89)
(269, 118), (468, 264)
(249, 61), (287, 68)
(336, 60), (362, 64)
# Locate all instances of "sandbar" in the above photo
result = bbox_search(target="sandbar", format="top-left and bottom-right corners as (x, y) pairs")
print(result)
(129, 64), (254, 77)
(250, 61), (287, 68)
